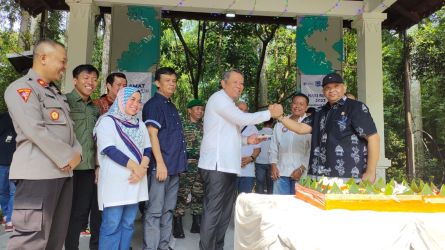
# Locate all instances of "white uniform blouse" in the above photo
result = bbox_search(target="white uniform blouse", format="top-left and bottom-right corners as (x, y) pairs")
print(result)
(95, 116), (150, 210)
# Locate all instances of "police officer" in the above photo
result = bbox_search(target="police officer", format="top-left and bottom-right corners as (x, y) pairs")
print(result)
(173, 99), (205, 238)
(4, 39), (82, 250)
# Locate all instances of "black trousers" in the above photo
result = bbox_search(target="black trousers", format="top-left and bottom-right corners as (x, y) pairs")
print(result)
(65, 170), (101, 250)
(199, 169), (237, 250)
(8, 177), (73, 250)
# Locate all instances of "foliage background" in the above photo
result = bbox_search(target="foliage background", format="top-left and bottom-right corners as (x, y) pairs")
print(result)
(1, 3), (445, 184)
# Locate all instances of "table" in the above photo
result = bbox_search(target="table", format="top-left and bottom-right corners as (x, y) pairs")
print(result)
(234, 193), (445, 250)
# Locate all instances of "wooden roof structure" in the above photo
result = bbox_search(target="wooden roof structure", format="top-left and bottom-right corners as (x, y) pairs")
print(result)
(14, 0), (445, 31)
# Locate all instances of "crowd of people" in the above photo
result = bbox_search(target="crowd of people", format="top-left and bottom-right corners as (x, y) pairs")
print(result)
(1, 39), (380, 250)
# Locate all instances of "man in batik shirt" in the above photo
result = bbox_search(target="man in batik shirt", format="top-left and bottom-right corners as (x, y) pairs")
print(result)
(278, 72), (380, 183)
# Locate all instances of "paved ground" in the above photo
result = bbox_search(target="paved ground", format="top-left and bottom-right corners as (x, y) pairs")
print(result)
(0, 210), (234, 250)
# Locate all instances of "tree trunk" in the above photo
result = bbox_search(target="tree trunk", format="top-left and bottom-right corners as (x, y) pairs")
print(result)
(254, 25), (278, 110)
(195, 21), (207, 99)
(39, 10), (48, 40)
(402, 31), (415, 180)
(31, 13), (41, 43)
(19, 9), (31, 50)
(410, 75), (424, 175)
(258, 42), (268, 109)
(171, 19), (207, 99)
(101, 14), (112, 95)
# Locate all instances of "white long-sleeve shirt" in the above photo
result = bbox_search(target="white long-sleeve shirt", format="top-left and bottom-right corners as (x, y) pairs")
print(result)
(239, 125), (260, 177)
(269, 115), (311, 177)
(198, 90), (270, 174)
(255, 127), (273, 164)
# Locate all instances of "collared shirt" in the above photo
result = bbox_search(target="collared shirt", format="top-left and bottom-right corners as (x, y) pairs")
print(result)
(270, 115), (311, 177)
(255, 127), (273, 164)
(142, 92), (187, 175)
(239, 125), (260, 177)
(183, 119), (203, 173)
(93, 94), (114, 115)
(66, 90), (100, 170)
(303, 97), (377, 179)
(198, 90), (270, 175)
(4, 69), (81, 179)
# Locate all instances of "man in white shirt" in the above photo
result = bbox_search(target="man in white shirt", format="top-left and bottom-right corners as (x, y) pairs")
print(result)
(255, 118), (274, 194)
(270, 93), (311, 195)
(198, 69), (283, 250)
(237, 102), (261, 194)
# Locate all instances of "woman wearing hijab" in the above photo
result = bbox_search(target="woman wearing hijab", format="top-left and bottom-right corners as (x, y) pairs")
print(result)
(94, 87), (151, 250)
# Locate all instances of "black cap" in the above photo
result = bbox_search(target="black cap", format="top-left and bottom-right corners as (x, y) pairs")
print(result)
(322, 73), (344, 87)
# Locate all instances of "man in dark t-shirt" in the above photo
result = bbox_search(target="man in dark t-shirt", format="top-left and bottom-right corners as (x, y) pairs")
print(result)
(0, 112), (16, 232)
(278, 72), (380, 182)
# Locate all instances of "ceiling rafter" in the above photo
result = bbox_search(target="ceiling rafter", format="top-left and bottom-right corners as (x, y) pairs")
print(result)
(13, 0), (445, 30)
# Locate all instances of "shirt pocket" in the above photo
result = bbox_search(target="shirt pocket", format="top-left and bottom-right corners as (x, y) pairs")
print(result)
(42, 98), (67, 125)
(70, 111), (86, 131)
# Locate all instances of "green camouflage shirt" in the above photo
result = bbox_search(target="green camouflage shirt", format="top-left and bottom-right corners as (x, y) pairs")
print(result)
(183, 119), (203, 172)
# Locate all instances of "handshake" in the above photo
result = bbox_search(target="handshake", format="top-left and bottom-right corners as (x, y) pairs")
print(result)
(268, 104), (284, 119)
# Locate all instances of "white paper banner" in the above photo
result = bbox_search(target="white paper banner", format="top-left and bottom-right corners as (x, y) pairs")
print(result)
(125, 72), (153, 120)
(301, 74), (327, 108)
(125, 72), (152, 105)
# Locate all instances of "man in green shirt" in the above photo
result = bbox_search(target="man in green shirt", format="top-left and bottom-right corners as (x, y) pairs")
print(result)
(65, 64), (101, 250)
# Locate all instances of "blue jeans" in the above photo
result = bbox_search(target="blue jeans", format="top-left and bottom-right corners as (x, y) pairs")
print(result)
(0, 165), (15, 222)
(99, 204), (138, 250)
(237, 177), (254, 193)
(273, 177), (296, 195)
(255, 163), (272, 194)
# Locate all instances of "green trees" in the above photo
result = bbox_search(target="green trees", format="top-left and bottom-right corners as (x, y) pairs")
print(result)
(411, 8), (445, 184)
(2, 4), (445, 184)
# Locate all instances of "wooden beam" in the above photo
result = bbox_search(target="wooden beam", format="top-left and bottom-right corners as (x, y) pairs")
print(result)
(162, 11), (296, 25)
(99, 7), (354, 27)
(94, 0), (364, 19)
(364, 0), (397, 13)
(391, 2), (420, 23)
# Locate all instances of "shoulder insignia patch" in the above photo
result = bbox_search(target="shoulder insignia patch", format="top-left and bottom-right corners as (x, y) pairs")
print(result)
(17, 88), (32, 103)
(37, 79), (49, 88)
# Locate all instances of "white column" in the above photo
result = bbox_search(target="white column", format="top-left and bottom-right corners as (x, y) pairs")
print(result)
(63, 0), (98, 93)
(352, 12), (391, 182)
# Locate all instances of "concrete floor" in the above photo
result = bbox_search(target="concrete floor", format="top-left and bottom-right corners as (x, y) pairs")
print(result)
(0, 210), (234, 250)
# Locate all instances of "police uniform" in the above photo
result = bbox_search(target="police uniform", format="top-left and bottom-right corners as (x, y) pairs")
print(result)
(4, 69), (82, 250)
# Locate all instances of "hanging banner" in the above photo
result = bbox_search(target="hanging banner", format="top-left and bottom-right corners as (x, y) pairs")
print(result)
(301, 74), (327, 108)
(296, 16), (343, 75)
(125, 72), (152, 120)
(125, 72), (152, 105)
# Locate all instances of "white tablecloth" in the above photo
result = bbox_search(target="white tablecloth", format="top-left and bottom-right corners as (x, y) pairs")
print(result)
(234, 193), (445, 250)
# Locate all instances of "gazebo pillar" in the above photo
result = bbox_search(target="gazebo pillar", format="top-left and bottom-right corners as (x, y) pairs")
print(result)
(353, 12), (391, 181)
(63, 0), (98, 93)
